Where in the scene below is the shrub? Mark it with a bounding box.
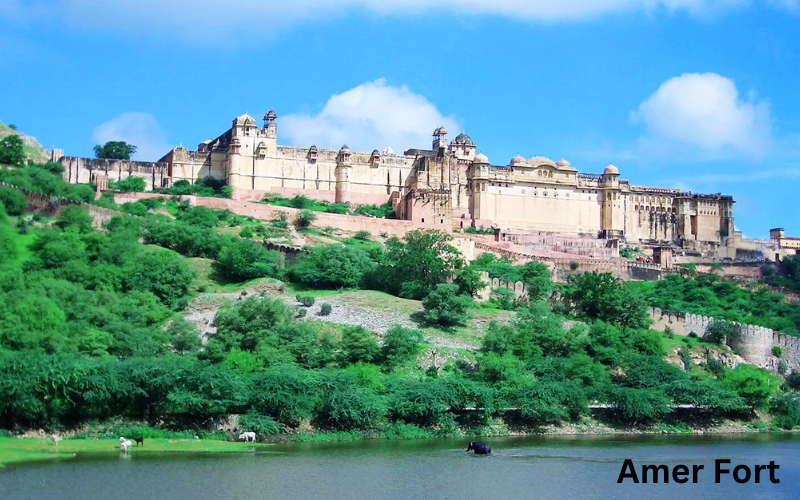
[296,210,316,229]
[237,411,283,436]
[354,230,370,241]
[56,205,94,233]
[296,294,316,307]
[422,284,473,327]
[0,186,27,215]
[296,308,307,318]
[570,262,580,271]
[216,239,281,281]
[773,346,783,358]
[705,320,735,344]
[339,326,380,365]
[770,392,800,429]
[239,226,254,238]
[319,303,333,316]
[380,326,424,370]
[109,176,146,193]
[288,245,375,289]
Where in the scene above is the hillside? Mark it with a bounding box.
[0,120,50,164]
[2,168,800,438]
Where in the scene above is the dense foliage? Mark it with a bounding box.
[630,273,800,335]
[93,141,137,160]
[0,175,796,436]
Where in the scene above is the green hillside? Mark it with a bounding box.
[0,120,50,164]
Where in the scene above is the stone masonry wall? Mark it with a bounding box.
[60,157,169,191]
[474,271,528,302]
[648,307,799,373]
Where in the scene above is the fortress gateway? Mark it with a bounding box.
[61,110,736,255]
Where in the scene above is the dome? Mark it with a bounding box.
[371,149,380,156]
[557,159,570,167]
[433,126,448,136]
[474,153,489,164]
[527,156,558,168]
[510,154,527,166]
[603,164,619,175]
[453,132,474,145]
[264,109,277,121]
[339,144,351,153]
[383,146,395,156]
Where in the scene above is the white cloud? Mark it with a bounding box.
[0,1,755,40]
[92,112,171,161]
[632,72,772,157]
[281,79,460,153]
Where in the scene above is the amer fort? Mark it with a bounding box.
[54,110,799,270]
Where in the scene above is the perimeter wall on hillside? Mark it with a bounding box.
[648,307,799,373]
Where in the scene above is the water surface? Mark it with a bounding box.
[1,433,798,499]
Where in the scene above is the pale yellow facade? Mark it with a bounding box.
[160,112,735,249]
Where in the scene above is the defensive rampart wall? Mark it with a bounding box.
[648,307,799,373]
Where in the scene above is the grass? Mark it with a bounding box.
[0,437,265,468]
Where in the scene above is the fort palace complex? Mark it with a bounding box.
[57,110,797,262]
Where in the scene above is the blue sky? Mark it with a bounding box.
[1,0,798,237]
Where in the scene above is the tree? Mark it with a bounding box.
[289,245,375,289]
[0,186,27,215]
[381,326,424,370]
[339,326,381,365]
[519,261,553,301]
[422,283,473,327]
[216,239,281,281]
[564,272,650,329]
[381,230,464,299]
[56,205,94,233]
[93,141,137,160]
[168,318,202,355]
[0,135,25,166]
[123,250,195,308]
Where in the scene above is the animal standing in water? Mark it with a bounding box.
[466,441,492,455]
[239,432,256,442]
[119,437,133,453]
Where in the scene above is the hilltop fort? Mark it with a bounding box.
[55,111,797,263]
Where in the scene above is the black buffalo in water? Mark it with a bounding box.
[466,441,492,455]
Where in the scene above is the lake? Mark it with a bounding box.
[2,433,799,499]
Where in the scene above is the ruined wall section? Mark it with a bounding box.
[474,271,528,302]
[60,157,169,191]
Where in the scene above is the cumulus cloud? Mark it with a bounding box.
[633,72,772,157]
[92,112,171,161]
[0,0,754,39]
[281,79,460,153]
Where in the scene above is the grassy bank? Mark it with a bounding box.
[0,437,264,468]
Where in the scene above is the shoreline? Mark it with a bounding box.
[2,421,796,468]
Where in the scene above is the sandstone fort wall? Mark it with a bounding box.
[648,307,799,373]
[59,157,169,191]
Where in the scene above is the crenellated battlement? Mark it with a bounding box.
[648,307,799,373]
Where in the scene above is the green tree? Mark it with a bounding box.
[380,230,464,299]
[381,325,424,370]
[0,135,25,166]
[0,186,27,215]
[519,261,553,301]
[422,283,473,327]
[93,141,137,160]
[564,272,650,329]
[168,318,202,355]
[56,205,94,233]
[289,245,375,289]
[123,250,195,308]
[339,326,381,365]
[722,364,780,409]
[216,239,281,281]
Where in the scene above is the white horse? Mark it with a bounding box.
[119,436,133,452]
[238,432,256,442]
